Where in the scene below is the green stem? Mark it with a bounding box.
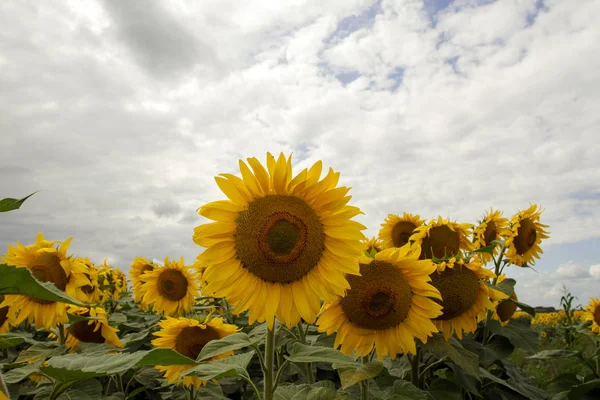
[221,298,234,324]
[419,356,448,381]
[359,379,369,400]
[296,322,315,384]
[273,359,290,392]
[241,375,261,400]
[58,323,66,346]
[410,347,421,389]
[264,324,275,400]
[251,344,267,376]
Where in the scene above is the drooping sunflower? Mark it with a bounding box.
[362,237,384,256]
[409,217,474,260]
[77,258,103,304]
[584,298,600,335]
[65,306,122,351]
[429,258,507,339]
[492,274,519,325]
[0,295,12,334]
[0,234,90,330]
[141,257,199,316]
[129,257,157,303]
[152,316,239,388]
[194,153,366,329]
[378,213,424,249]
[505,204,550,267]
[316,245,442,359]
[472,209,509,264]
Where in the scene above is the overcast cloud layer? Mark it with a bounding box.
[1,0,599,308]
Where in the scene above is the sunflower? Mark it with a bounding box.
[472,209,509,264]
[65,306,122,351]
[362,237,384,256]
[429,258,507,339]
[97,261,128,301]
[77,258,103,304]
[316,245,442,359]
[194,153,366,329]
[409,217,473,260]
[584,298,600,335]
[505,204,550,266]
[0,234,90,330]
[0,295,12,334]
[492,274,518,325]
[152,316,239,388]
[378,213,424,249]
[141,257,199,316]
[129,257,157,303]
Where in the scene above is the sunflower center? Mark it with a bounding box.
[420,225,460,260]
[392,222,417,248]
[0,295,8,328]
[157,269,189,301]
[340,261,412,330]
[496,292,518,322]
[431,266,479,320]
[141,264,154,277]
[175,326,221,360]
[594,306,600,326]
[366,246,381,255]
[69,319,105,344]
[514,218,537,255]
[483,221,497,246]
[236,195,325,283]
[27,252,68,305]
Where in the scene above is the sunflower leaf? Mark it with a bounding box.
[285,342,358,366]
[422,336,480,380]
[473,243,497,255]
[509,298,536,317]
[196,332,254,362]
[274,381,340,400]
[493,279,516,296]
[337,361,383,388]
[67,313,102,324]
[487,319,539,353]
[0,334,28,349]
[526,350,579,360]
[183,352,254,380]
[0,264,86,306]
[0,192,38,212]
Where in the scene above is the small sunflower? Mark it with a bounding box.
[129,257,157,303]
[505,204,550,266]
[141,257,199,316]
[77,258,103,304]
[0,295,12,334]
[0,234,90,330]
[316,245,442,359]
[362,237,384,256]
[152,316,239,388]
[65,306,122,351]
[409,217,473,260]
[194,153,366,329]
[492,274,518,325]
[584,298,600,335]
[378,213,424,249]
[472,209,509,264]
[429,258,507,339]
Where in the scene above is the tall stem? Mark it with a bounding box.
[359,356,369,400]
[297,322,314,384]
[410,346,421,388]
[58,323,66,346]
[264,324,275,400]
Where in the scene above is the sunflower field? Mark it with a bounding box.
[1,153,599,400]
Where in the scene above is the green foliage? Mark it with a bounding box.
[0,192,37,212]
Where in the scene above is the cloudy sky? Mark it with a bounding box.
[1,0,599,308]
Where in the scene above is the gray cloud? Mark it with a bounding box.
[152,199,182,218]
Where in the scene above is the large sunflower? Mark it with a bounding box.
[316,246,442,359]
[492,274,518,325]
[129,257,157,303]
[141,257,199,316]
[378,213,424,249]
[0,234,90,330]
[0,295,12,334]
[584,298,600,335]
[429,258,507,339]
[65,306,122,351]
[362,237,383,256]
[152,316,239,388]
[472,209,509,264]
[505,204,550,267]
[409,217,473,260]
[194,153,366,329]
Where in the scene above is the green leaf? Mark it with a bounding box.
[57,379,102,400]
[15,342,66,363]
[285,342,357,366]
[509,298,536,317]
[274,381,341,400]
[389,380,431,400]
[526,350,579,360]
[426,378,461,400]
[383,356,412,379]
[544,373,581,398]
[183,352,255,380]
[337,361,383,389]
[487,318,539,352]
[2,361,43,383]
[422,335,480,379]
[0,192,37,212]
[108,312,127,324]
[503,362,546,400]
[0,333,27,349]
[196,332,254,361]
[567,379,600,399]
[474,243,497,255]
[41,348,196,381]
[67,313,102,324]
[495,278,516,296]
[0,264,85,306]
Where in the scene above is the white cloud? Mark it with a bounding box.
[555,261,589,279]
[589,265,600,279]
